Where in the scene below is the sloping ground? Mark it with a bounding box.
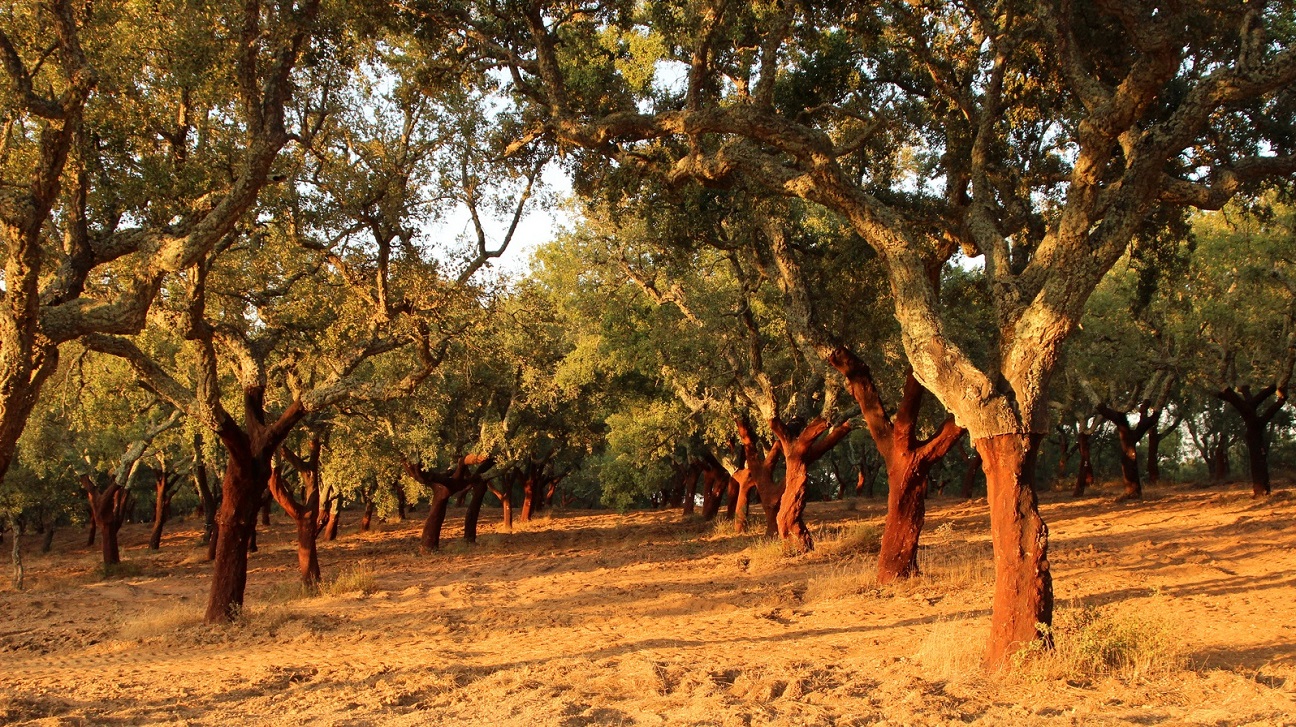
[1,481,1294,726]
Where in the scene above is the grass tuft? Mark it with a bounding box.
[321,561,377,597]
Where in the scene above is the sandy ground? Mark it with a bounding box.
[1,480,1294,726]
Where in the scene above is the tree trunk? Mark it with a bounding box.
[361,499,374,531]
[775,450,812,551]
[520,478,536,523]
[421,485,452,552]
[877,453,928,583]
[464,481,488,544]
[85,518,95,547]
[193,433,217,547]
[1114,425,1142,499]
[494,487,514,532]
[294,513,321,587]
[10,524,23,591]
[40,526,55,553]
[324,501,340,540]
[974,434,1052,667]
[1147,426,1163,486]
[1073,431,1094,497]
[205,448,263,623]
[682,465,698,516]
[260,499,271,526]
[393,478,408,520]
[1210,439,1230,482]
[1243,420,1271,497]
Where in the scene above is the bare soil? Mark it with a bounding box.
[2,480,1294,726]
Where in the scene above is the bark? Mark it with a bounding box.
[272,436,323,587]
[148,469,180,550]
[10,524,23,591]
[1218,385,1285,497]
[361,498,375,531]
[975,434,1052,667]
[1146,415,1181,486]
[323,497,340,540]
[464,481,488,543]
[770,415,852,551]
[827,350,963,581]
[192,433,217,548]
[393,478,408,520]
[85,518,95,547]
[698,453,731,522]
[731,419,783,535]
[40,526,55,553]
[406,454,494,551]
[491,483,514,532]
[1074,430,1095,497]
[682,464,699,515]
[83,475,129,566]
[1097,405,1160,500]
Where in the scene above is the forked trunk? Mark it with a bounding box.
[974,434,1052,667]
[464,481,488,544]
[295,515,321,586]
[732,476,755,533]
[725,477,739,520]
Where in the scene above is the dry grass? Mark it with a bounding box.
[320,560,377,597]
[116,603,205,642]
[1018,602,1188,683]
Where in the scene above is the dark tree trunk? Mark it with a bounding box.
[393,478,408,520]
[361,499,374,531]
[421,485,452,552]
[682,464,698,516]
[464,481,488,544]
[260,498,271,526]
[1147,427,1163,486]
[1074,430,1094,496]
[520,478,537,523]
[85,518,95,547]
[975,433,1052,668]
[148,471,179,551]
[84,476,130,566]
[1098,405,1160,500]
[41,527,55,553]
[1218,386,1284,497]
[271,439,324,588]
[193,433,217,548]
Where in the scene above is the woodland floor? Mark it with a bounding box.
[2,479,1295,726]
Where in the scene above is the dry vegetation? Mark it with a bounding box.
[2,480,1295,726]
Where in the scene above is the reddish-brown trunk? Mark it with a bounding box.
[771,416,853,552]
[205,452,261,622]
[260,499,271,526]
[464,481,487,544]
[421,485,452,551]
[85,519,95,547]
[84,476,129,566]
[876,453,928,583]
[827,351,963,577]
[361,499,374,531]
[492,486,514,532]
[148,471,178,551]
[974,434,1052,667]
[520,478,536,522]
[1073,431,1094,497]
[268,450,322,588]
[324,501,340,540]
[1098,405,1159,500]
